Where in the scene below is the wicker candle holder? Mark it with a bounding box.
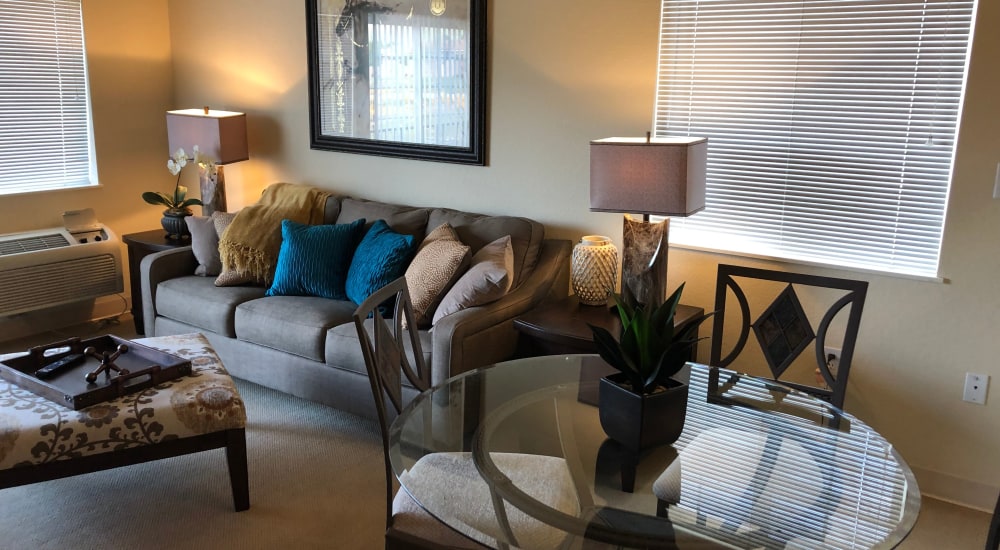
[571,235,619,306]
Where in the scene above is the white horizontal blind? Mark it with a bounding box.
[0,0,96,195]
[655,0,975,277]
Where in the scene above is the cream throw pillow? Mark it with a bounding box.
[432,235,514,325]
[404,223,471,327]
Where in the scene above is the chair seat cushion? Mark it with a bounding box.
[391,489,490,549]
[397,452,577,548]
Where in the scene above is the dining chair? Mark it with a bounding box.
[653,264,866,544]
[353,277,580,550]
[709,264,868,410]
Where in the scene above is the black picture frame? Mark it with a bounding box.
[306,0,487,165]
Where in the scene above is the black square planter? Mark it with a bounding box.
[598,373,688,453]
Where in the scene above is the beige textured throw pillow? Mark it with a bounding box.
[212,211,255,286]
[432,235,514,325]
[405,223,471,327]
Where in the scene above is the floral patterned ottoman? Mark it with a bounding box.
[0,333,249,511]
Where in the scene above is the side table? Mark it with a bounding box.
[514,295,706,358]
[122,229,190,335]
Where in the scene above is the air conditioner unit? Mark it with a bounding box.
[0,225,124,317]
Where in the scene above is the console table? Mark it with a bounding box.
[123,229,190,334]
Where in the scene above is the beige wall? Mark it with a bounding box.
[5,0,989,506]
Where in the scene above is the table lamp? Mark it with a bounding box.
[166,107,249,216]
[589,134,707,306]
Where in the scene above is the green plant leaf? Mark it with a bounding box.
[175,185,188,204]
[142,192,171,207]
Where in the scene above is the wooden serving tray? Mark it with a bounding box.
[0,335,191,410]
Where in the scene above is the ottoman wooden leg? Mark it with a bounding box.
[225,428,250,511]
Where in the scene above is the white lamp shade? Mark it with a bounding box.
[166,108,249,165]
[590,136,707,216]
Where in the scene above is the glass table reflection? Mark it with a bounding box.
[388,356,920,549]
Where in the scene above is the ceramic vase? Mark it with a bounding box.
[161,210,191,240]
[571,235,619,306]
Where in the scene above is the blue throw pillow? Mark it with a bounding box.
[346,219,417,305]
[266,218,366,299]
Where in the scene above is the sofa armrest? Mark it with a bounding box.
[140,246,198,335]
[430,238,570,384]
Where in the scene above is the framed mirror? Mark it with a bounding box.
[306,0,487,165]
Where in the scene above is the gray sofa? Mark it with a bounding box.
[140,192,571,420]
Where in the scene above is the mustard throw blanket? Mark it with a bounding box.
[217,183,330,286]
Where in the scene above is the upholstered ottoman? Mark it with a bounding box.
[0,333,249,511]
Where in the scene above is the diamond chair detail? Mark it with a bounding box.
[709,264,868,411]
[353,277,580,550]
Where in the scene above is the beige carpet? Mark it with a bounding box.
[0,379,386,549]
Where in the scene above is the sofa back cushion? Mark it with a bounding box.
[336,197,430,237]
[322,195,345,224]
[426,208,544,289]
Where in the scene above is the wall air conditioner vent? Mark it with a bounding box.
[0,233,72,256]
[0,226,124,317]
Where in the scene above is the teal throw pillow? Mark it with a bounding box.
[266,218,366,299]
[346,219,417,305]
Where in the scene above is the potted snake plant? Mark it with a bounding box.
[589,283,713,452]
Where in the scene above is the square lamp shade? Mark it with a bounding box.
[590,136,707,216]
[166,108,249,165]
[588,136,708,306]
[166,108,249,216]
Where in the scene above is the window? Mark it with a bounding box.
[0,0,96,196]
[655,0,975,278]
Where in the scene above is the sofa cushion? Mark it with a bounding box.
[322,195,344,224]
[235,296,357,361]
[325,319,432,386]
[432,235,514,325]
[156,276,266,337]
[186,215,222,276]
[336,197,430,237]
[346,220,417,305]
[404,223,471,327]
[266,218,366,299]
[426,208,543,289]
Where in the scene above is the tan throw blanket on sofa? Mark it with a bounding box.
[216,182,330,286]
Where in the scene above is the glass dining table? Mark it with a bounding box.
[388,355,920,549]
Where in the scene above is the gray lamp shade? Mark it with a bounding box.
[166,108,249,165]
[590,136,707,216]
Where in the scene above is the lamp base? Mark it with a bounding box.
[199,165,228,217]
[622,214,669,306]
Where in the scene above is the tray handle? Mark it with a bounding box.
[28,337,83,362]
[111,365,163,396]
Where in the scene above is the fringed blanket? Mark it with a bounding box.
[216,182,330,286]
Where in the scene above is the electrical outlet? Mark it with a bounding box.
[824,347,841,374]
[963,373,989,405]
[815,347,841,388]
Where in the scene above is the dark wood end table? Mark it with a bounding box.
[514,296,706,359]
[122,229,191,335]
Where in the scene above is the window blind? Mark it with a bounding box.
[655,0,975,278]
[0,0,96,195]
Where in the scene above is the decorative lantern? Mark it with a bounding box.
[571,235,619,306]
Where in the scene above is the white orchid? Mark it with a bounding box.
[144,146,203,213]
